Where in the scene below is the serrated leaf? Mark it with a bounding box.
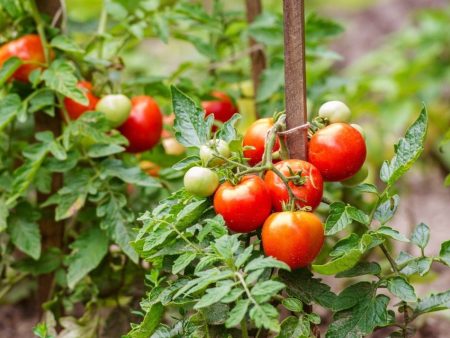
[439,240,450,266]
[333,282,375,312]
[66,226,108,289]
[326,203,369,235]
[400,257,432,276]
[172,155,200,171]
[29,89,55,114]
[282,298,303,313]
[216,113,241,142]
[221,288,244,304]
[0,56,22,86]
[249,303,280,332]
[87,144,125,158]
[194,283,233,309]
[251,280,285,302]
[387,277,417,302]
[172,251,197,274]
[0,94,21,132]
[235,245,254,269]
[100,159,160,187]
[42,59,88,105]
[411,222,430,250]
[225,299,250,328]
[172,86,211,147]
[376,226,410,242]
[14,247,62,276]
[380,107,428,186]
[353,183,379,194]
[414,291,450,315]
[336,262,381,278]
[50,35,84,53]
[374,195,400,224]
[8,217,41,259]
[245,256,290,272]
[277,316,309,338]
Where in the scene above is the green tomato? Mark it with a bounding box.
[350,123,366,139]
[318,100,351,123]
[184,166,219,197]
[341,165,369,187]
[199,139,231,167]
[95,94,132,128]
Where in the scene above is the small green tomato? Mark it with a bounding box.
[95,94,132,128]
[199,139,231,167]
[350,123,366,139]
[184,166,219,197]
[318,100,351,123]
[341,165,369,187]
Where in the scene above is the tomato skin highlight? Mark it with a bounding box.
[262,211,324,269]
[214,175,272,233]
[0,34,47,82]
[64,81,99,120]
[202,91,238,123]
[243,118,280,166]
[264,159,323,212]
[119,96,163,153]
[308,123,366,182]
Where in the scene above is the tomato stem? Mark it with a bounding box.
[28,0,50,64]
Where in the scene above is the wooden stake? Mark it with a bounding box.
[245,0,266,101]
[283,0,308,160]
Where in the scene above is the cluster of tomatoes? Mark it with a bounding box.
[184,100,367,269]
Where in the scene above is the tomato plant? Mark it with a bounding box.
[95,94,132,128]
[64,81,99,120]
[202,91,238,124]
[184,166,219,197]
[243,117,280,166]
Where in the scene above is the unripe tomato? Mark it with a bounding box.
[214,175,271,233]
[95,94,132,128]
[162,137,185,156]
[262,211,324,269]
[202,91,238,123]
[184,166,219,197]
[264,159,323,211]
[0,34,47,82]
[350,123,366,139]
[243,118,280,166]
[341,165,369,187]
[199,139,231,167]
[64,81,99,120]
[119,96,163,153]
[139,160,160,177]
[318,101,351,123]
[308,123,366,182]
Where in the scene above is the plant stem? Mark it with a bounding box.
[97,3,108,59]
[271,166,297,211]
[241,317,249,338]
[29,0,50,64]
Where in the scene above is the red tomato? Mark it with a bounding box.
[0,34,47,82]
[214,175,272,233]
[64,81,99,120]
[264,159,323,212]
[119,96,163,153]
[262,211,324,269]
[243,118,280,166]
[308,123,366,181]
[201,91,238,123]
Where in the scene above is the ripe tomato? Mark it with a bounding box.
[308,123,366,181]
[199,139,231,167]
[119,96,163,153]
[350,123,366,139]
[243,118,280,166]
[0,34,47,82]
[95,94,132,128]
[184,166,219,197]
[262,211,324,269]
[214,175,271,233]
[202,91,238,123]
[64,81,99,120]
[318,100,351,123]
[264,159,323,211]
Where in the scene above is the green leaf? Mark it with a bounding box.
[216,113,241,142]
[256,66,284,102]
[279,269,337,309]
[376,226,409,242]
[0,56,22,86]
[8,216,41,259]
[353,183,379,195]
[251,280,285,302]
[0,202,8,232]
[374,195,400,224]
[325,202,369,235]
[245,256,291,272]
[127,303,164,338]
[172,251,197,274]
[100,159,160,187]
[387,277,417,302]
[87,144,125,158]
[414,291,450,315]
[50,35,84,53]
[172,86,212,147]
[172,155,200,171]
[380,107,428,186]
[336,262,381,278]
[333,282,375,312]
[114,220,139,263]
[42,59,88,105]
[66,226,108,289]
[439,240,450,266]
[14,247,61,276]
[400,257,432,276]
[225,299,250,328]
[411,222,430,250]
[235,245,254,269]
[0,94,21,132]
[221,288,244,304]
[29,89,55,114]
[282,298,303,313]
[249,303,280,332]
[194,283,233,309]
[277,316,309,338]
[326,294,391,338]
